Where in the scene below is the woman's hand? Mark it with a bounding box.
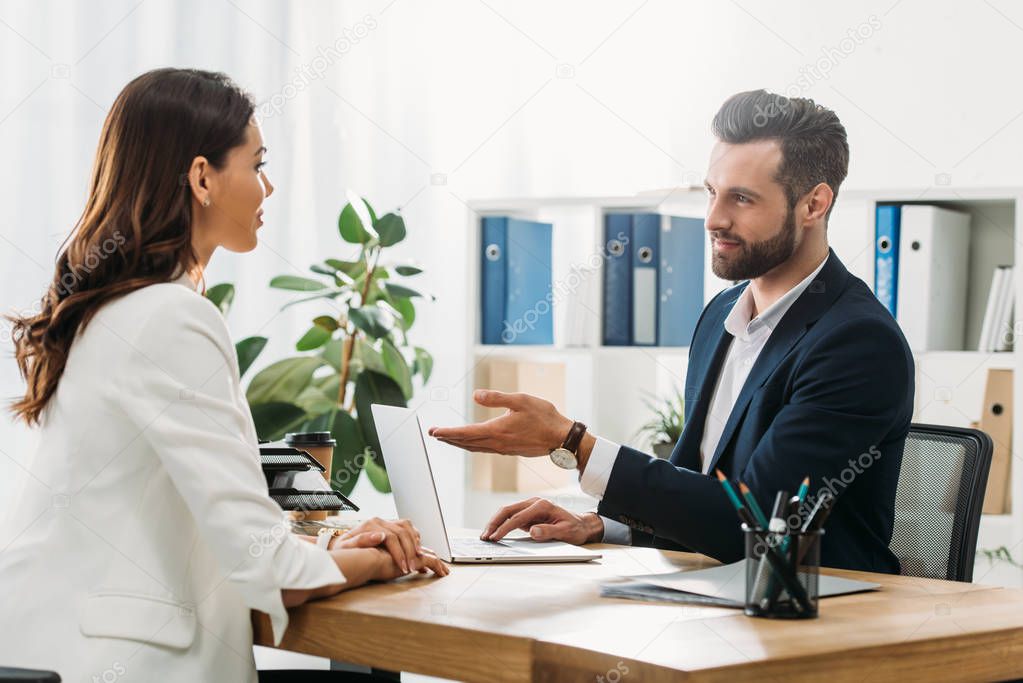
[282,533,449,608]
[332,517,425,574]
[332,543,449,588]
[365,545,450,582]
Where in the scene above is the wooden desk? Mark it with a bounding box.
[254,545,1023,682]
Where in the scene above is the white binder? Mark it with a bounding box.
[896,205,971,351]
[978,267,1005,352]
[994,266,1016,352]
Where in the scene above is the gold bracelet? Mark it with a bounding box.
[316,527,343,550]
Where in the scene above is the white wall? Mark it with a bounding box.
[2,0,1022,528]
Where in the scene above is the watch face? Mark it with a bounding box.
[550,447,578,470]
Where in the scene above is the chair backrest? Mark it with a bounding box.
[889,423,993,582]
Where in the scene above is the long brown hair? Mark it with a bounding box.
[8,68,254,425]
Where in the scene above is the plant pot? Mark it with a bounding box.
[652,441,675,459]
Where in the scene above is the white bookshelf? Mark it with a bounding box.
[463,187,1023,584]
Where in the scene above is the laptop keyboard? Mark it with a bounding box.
[451,538,529,557]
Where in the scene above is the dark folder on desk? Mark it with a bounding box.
[601,561,880,608]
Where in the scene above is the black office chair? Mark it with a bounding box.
[889,423,994,582]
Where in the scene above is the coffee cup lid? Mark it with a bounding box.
[284,431,337,446]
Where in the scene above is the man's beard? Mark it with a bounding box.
[710,207,797,281]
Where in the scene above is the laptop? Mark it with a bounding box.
[371,404,601,564]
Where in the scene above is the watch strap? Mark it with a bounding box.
[561,421,588,454]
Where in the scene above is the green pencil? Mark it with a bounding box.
[739,482,770,529]
[796,476,810,503]
[714,469,744,511]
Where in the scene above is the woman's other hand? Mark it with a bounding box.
[334,517,425,574]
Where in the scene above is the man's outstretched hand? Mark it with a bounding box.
[428,390,575,456]
[481,497,605,545]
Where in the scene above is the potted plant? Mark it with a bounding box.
[636,389,685,459]
[206,193,433,496]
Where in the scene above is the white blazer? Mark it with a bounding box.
[0,273,344,682]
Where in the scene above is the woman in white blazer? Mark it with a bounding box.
[0,68,447,682]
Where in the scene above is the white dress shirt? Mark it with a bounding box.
[0,272,345,681]
[583,256,828,544]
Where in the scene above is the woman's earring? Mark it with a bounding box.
[202,198,211,207]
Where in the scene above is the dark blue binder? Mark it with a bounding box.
[481,217,507,344]
[603,213,633,346]
[874,204,901,317]
[631,213,660,346]
[658,216,705,346]
[480,216,553,345]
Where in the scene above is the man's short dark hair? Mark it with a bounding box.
[712,89,849,220]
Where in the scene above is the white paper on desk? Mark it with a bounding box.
[626,561,881,603]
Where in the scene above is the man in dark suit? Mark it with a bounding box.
[430,90,914,574]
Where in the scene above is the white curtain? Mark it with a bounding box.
[4,0,1023,535]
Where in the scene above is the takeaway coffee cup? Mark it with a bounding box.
[284,431,337,522]
[284,431,336,478]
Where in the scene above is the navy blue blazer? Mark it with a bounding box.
[597,249,914,574]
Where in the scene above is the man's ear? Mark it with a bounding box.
[804,182,834,224]
[187,156,212,207]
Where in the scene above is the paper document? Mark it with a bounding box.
[602,561,880,607]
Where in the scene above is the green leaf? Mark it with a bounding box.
[413,346,434,384]
[383,282,423,299]
[339,202,373,244]
[391,297,416,331]
[374,213,407,247]
[363,453,391,493]
[325,259,366,279]
[354,370,406,467]
[246,357,325,405]
[321,337,345,371]
[354,338,387,375]
[312,316,339,332]
[205,283,235,315]
[300,411,334,432]
[235,336,267,378]
[333,272,356,287]
[248,401,307,441]
[362,198,379,225]
[329,411,366,497]
[381,339,413,400]
[279,288,346,310]
[394,265,423,276]
[296,325,332,351]
[349,307,393,338]
[294,385,335,416]
[314,372,341,399]
[348,192,378,239]
[362,279,387,306]
[270,275,328,292]
[311,265,355,286]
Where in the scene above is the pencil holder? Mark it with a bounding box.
[743,525,823,619]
